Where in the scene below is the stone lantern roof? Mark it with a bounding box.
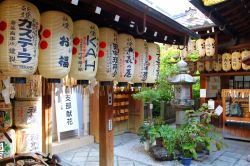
[167,59,196,85]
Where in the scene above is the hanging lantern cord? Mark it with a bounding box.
[136,6,148,35]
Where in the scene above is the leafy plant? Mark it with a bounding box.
[137,123,152,143]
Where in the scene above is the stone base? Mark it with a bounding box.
[51,135,94,154]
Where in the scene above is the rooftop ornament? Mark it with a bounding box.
[167,59,196,127]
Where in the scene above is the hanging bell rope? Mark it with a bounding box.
[136,6,148,35]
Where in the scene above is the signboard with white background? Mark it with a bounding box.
[55,86,79,142]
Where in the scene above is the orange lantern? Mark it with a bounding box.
[242,50,250,70]
[116,34,135,83]
[213,54,222,72]
[146,43,160,84]
[222,53,232,72]
[96,27,118,82]
[132,39,148,83]
[0,0,40,77]
[232,51,242,71]
[70,20,99,81]
[38,11,73,79]
[196,39,205,57]
[205,37,215,57]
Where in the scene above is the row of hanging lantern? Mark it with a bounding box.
[195,50,250,72]
[0,0,160,85]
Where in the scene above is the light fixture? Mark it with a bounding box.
[164,35,168,41]
[207,30,210,33]
[212,27,215,33]
[154,31,157,37]
[95,6,101,14]
[144,27,147,32]
[114,15,120,22]
[71,0,79,5]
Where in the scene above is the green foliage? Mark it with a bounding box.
[186,50,199,62]
[192,77,200,99]
[137,123,152,143]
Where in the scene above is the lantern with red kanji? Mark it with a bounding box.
[116,34,135,83]
[0,0,40,77]
[132,39,148,84]
[96,27,118,82]
[146,43,160,84]
[38,11,73,79]
[69,20,99,81]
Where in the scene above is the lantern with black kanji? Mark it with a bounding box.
[132,39,148,84]
[242,50,250,70]
[146,43,160,84]
[196,39,205,57]
[96,27,118,82]
[205,60,213,72]
[213,54,222,72]
[222,53,232,72]
[116,34,135,84]
[0,0,40,77]
[38,11,73,79]
[70,20,99,82]
[232,51,242,71]
[205,37,215,57]
[197,61,205,72]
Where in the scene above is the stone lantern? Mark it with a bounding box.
[167,59,196,126]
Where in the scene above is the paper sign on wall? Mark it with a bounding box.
[215,105,223,116]
[55,87,79,133]
[200,89,206,98]
[208,99,215,109]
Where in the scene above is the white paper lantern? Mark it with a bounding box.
[0,129,16,159]
[188,39,196,54]
[196,39,205,57]
[146,43,160,84]
[16,128,42,154]
[14,100,41,128]
[38,11,73,79]
[205,60,213,72]
[242,50,250,70]
[132,39,148,83]
[197,61,205,72]
[205,37,215,57]
[96,27,118,82]
[0,0,40,77]
[213,54,222,72]
[70,20,99,81]
[222,53,232,72]
[232,51,242,71]
[116,34,135,83]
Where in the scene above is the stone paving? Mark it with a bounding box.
[58,133,250,166]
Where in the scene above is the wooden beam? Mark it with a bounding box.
[99,85,114,166]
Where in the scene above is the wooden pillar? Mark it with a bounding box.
[99,85,114,166]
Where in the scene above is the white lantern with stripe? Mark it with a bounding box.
[116,34,135,83]
[38,11,73,79]
[70,20,99,81]
[132,39,148,83]
[0,0,40,77]
[96,27,118,82]
[222,53,232,72]
[205,37,215,57]
[242,50,250,70]
[232,51,242,71]
[146,43,160,84]
[196,39,205,57]
[213,54,222,72]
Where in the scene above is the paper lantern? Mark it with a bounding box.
[146,43,160,84]
[196,39,205,57]
[187,62,196,74]
[132,39,148,83]
[197,61,205,72]
[188,39,196,54]
[96,27,118,82]
[203,0,225,6]
[0,0,40,77]
[38,11,73,79]
[180,46,188,59]
[70,20,99,81]
[213,54,222,72]
[16,128,42,154]
[205,37,215,57]
[0,129,16,159]
[232,52,242,71]
[116,34,135,83]
[222,53,232,72]
[205,60,213,72]
[242,50,250,70]
[14,100,41,128]
[0,102,12,129]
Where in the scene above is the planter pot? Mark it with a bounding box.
[144,140,150,151]
[180,157,192,166]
